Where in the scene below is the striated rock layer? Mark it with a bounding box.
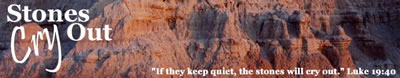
[0,0,400,78]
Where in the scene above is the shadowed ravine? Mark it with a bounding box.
[0,0,399,78]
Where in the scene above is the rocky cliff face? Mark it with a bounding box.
[0,0,400,78]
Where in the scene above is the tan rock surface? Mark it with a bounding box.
[0,0,400,78]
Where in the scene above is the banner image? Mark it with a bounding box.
[0,0,399,78]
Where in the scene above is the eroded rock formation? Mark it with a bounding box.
[0,0,400,78]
